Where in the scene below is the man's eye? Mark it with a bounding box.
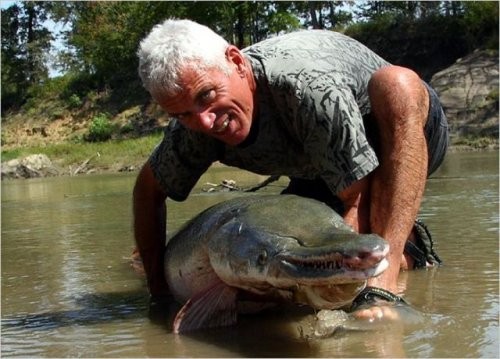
[200,89,216,102]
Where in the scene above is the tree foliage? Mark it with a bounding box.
[345,1,498,80]
[1,1,53,110]
[1,1,498,115]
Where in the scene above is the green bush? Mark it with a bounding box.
[68,94,83,109]
[85,113,114,142]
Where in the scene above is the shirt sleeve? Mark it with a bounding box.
[299,84,379,194]
[148,120,221,201]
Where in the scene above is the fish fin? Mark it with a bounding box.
[173,281,238,334]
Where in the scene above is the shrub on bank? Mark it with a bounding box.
[84,113,114,142]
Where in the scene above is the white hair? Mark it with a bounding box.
[137,19,231,99]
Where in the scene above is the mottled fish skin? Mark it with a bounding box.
[164,195,388,333]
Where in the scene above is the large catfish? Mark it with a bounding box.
[164,194,388,333]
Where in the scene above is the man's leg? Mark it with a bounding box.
[281,177,345,213]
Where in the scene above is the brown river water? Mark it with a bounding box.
[1,151,498,358]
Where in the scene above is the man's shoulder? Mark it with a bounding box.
[245,30,351,47]
[244,30,388,82]
[243,30,373,58]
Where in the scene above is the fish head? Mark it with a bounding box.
[207,217,284,291]
[207,216,389,309]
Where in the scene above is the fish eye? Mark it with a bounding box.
[257,250,268,265]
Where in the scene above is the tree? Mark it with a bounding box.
[2,4,25,111]
[60,0,304,88]
[1,2,53,112]
[184,2,300,48]
[462,1,499,50]
[294,1,353,30]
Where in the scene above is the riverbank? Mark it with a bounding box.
[1,133,497,180]
[1,133,163,179]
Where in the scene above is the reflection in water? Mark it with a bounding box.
[2,291,147,334]
[1,152,499,357]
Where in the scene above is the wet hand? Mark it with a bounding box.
[352,304,400,322]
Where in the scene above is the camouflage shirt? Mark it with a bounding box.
[149,30,390,201]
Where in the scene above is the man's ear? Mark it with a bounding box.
[225,45,246,75]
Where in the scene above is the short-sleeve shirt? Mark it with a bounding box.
[149,30,391,201]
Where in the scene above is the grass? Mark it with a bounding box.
[451,135,499,149]
[3,131,497,174]
[1,132,163,171]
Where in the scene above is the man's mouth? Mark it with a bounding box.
[213,115,231,133]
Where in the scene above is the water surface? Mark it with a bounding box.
[1,151,498,357]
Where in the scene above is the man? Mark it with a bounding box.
[134,19,448,320]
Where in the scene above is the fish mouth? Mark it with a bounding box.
[276,244,389,284]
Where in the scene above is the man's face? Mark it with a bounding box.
[157,58,255,147]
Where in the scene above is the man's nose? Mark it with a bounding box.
[195,110,216,131]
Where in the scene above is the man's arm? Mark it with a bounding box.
[365,66,429,291]
[133,162,169,297]
[339,65,429,294]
